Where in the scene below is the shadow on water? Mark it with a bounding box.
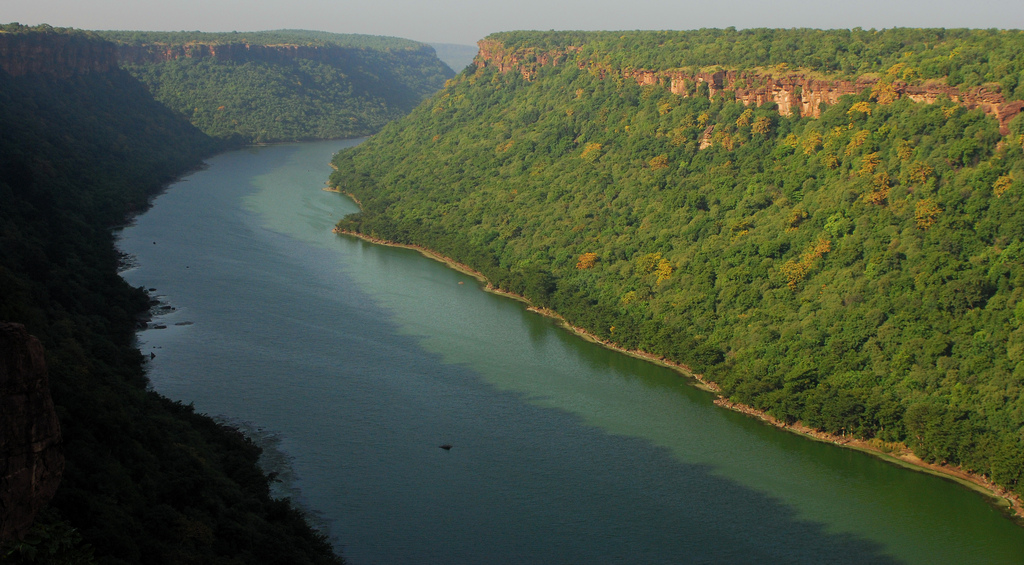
[215,416,333,535]
[307,300,903,565]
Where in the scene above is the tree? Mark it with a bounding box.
[576,252,599,269]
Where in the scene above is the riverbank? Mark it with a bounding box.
[331,224,1024,524]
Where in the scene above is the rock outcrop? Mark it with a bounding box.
[0,322,63,541]
[476,40,1024,135]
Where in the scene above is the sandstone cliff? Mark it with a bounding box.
[0,322,63,542]
[476,39,1024,135]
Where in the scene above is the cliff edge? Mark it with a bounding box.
[476,38,1024,134]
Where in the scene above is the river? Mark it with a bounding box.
[118,140,1024,564]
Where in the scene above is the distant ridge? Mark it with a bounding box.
[99,28,428,51]
[429,42,479,73]
[95,28,453,143]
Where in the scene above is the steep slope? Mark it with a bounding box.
[0,25,342,563]
[330,29,1024,510]
[99,29,453,142]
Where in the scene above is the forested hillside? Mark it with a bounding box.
[0,25,342,563]
[98,29,453,142]
[331,28,1024,506]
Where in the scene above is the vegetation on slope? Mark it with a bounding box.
[0,29,342,563]
[98,29,453,143]
[330,29,1024,502]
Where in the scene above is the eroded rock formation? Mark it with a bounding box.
[0,322,63,541]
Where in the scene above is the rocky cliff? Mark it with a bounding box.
[476,39,1024,135]
[0,323,63,542]
[0,31,116,77]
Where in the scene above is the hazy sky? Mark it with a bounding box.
[6,0,1024,46]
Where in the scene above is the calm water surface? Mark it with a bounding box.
[118,140,1024,564]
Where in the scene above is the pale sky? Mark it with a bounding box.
[6,0,1024,46]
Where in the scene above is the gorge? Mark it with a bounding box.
[5,23,1024,564]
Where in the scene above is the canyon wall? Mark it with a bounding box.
[476,40,1024,135]
[0,323,63,541]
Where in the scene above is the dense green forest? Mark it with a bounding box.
[97,29,453,142]
[331,29,1024,503]
[0,27,342,563]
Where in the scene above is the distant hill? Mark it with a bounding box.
[429,42,479,73]
[97,29,454,143]
[99,28,426,50]
[330,28,1024,508]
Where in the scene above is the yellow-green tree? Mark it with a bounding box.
[736,108,753,127]
[994,174,1014,198]
[751,116,771,135]
[576,252,599,269]
[655,259,674,284]
[915,199,942,229]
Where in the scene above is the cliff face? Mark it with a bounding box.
[0,323,63,541]
[476,40,1024,135]
[0,32,117,77]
